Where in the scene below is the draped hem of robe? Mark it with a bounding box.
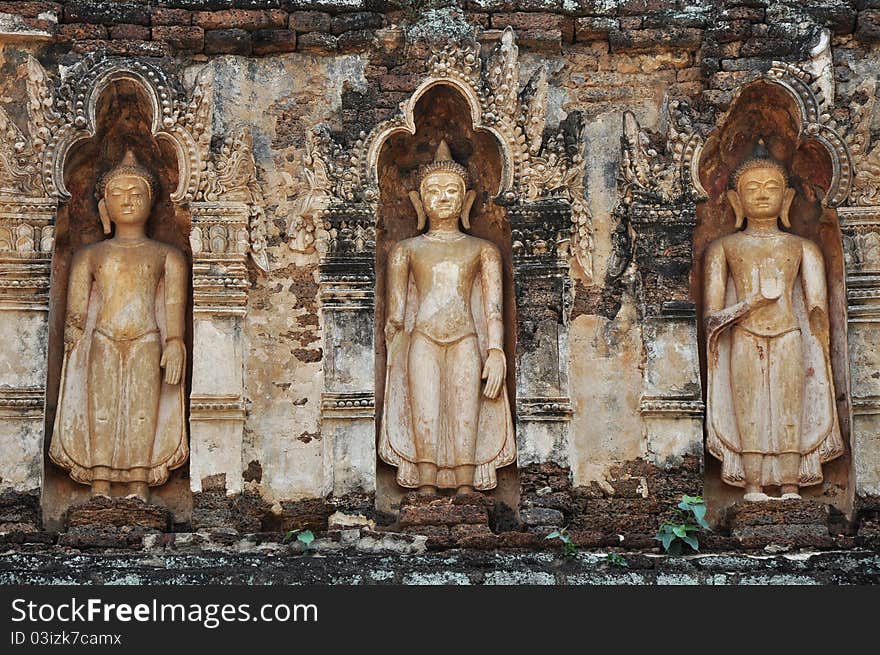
[378,275,516,491]
[705,276,844,488]
[48,279,189,488]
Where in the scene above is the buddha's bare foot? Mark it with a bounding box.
[455,485,474,496]
[743,491,771,502]
[417,485,438,496]
[780,485,800,500]
[126,482,149,502]
[91,481,111,498]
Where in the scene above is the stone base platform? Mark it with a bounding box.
[57,497,171,550]
[719,499,840,549]
[398,492,495,549]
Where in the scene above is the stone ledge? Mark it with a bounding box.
[0,550,877,585]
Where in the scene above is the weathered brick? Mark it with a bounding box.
[297,30,337,53]
[0,2,61,18]
[398,504,488,527]
[490,11,561,31]
[469,0,562,11]
[609,27,703,53]
[330,11,381,35]
[57,22,107,40]
[73,39,170,58]
[857,9,880,41]
[337,28,373,52]
[109,23,150,41]
[707,20,752,43]
[518,28,563,52]
[194,9,270,31]
[151,8,192,27]
[379,73,419,92]
[739,37,799,57]
[152,25,204,52]
[204,28,252,55]
[63,1,150,26]
[720,7,765,22]
[268,9,287,28]
[287,10,331,32]
[252,28,297,55]
[575,16,617,41]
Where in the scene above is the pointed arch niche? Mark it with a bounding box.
[372,82,519,513]
[42,70,193,529]
[693,69,854,518]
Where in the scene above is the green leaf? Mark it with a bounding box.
[681,534,700,551]
[282,529,298,544]
[297,529,315,546]
[681,494,704,505]
[672,524,688,538]
[544,531,561,540]
[655,530,676,551]
[690,504,710,529]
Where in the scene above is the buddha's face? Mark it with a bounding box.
[420,171,466,222]
[103,175,152,226]
[735,166,787,220]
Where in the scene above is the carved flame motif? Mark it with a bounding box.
[288,27,595,277]
[0,53,269,272]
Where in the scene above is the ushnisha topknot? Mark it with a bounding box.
[418,139,470,188]
[730,139,788,190]
[97,150,158,200]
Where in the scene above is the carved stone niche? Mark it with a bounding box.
[40,64,195,528]
[290,28,588,513]
[694,64,855,519]
[0,52,268,530]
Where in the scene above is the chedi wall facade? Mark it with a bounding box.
[1,0,879,553]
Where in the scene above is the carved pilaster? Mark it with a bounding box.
[839,207,880,497]
[319,205,376,496]
[0,196,55,492]
[639,303,705,468]
[188,201,249,495]
[510,199,572,467]
[616,104,706,470]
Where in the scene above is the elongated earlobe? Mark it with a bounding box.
[461,189,476,231]
[97,199,112,235]
[780,187,795,228]
[409,191,426,231]
[726,189,745,229]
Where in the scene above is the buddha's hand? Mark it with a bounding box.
[384,319,402,346]
[482,349,506,399]
[64,323,83,353]
[161,338,186,385]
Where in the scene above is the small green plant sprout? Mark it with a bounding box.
[604,552,628,568]
[282,528,316,549]
[655,494,710,556]
[544,527,578,556]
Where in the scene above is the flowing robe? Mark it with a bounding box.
[49,242,188,486]
[379,235,516,490]
[705,237,844,487]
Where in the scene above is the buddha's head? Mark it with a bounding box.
[96,150,157,235]
[411,140,476,230]
[727,144,794,229]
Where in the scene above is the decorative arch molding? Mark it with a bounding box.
[289,27,593,280]
[710,62,853,208]
[0,50,272,504]
[44,54,211,205]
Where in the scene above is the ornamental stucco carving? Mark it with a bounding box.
[288,27,593,279]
